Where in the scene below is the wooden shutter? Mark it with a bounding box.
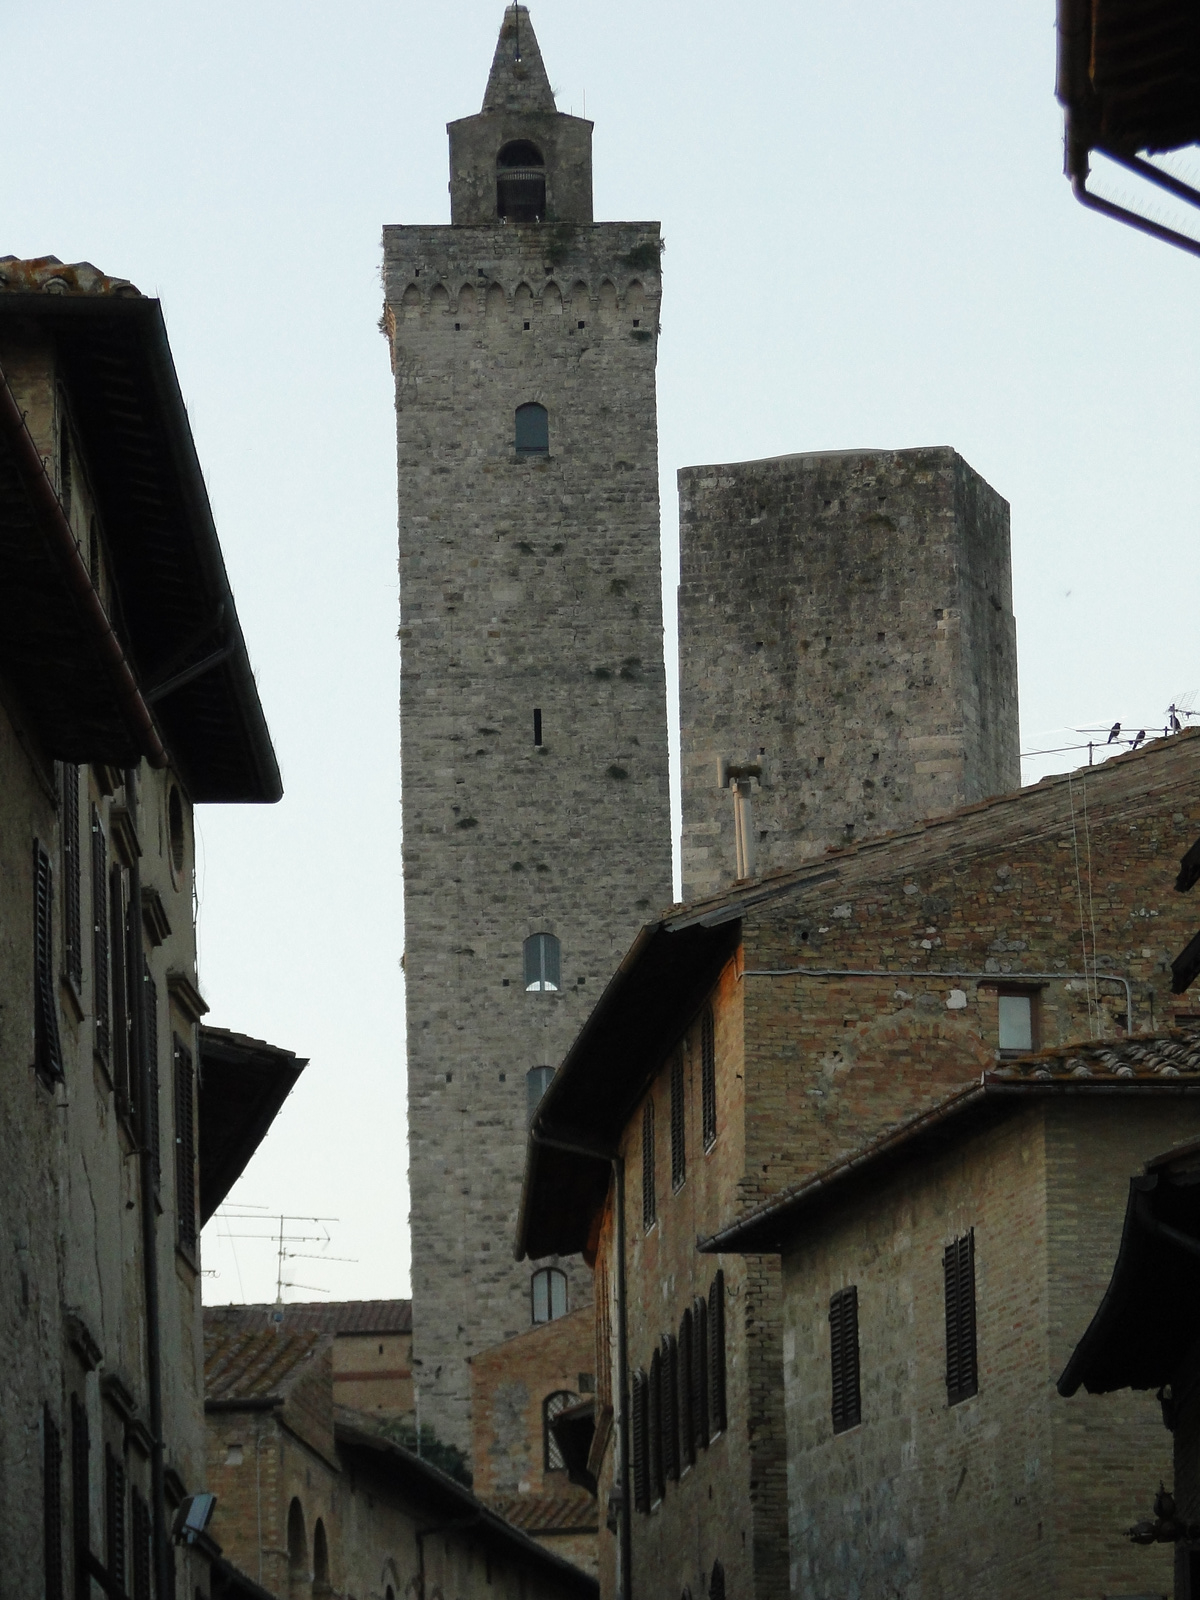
[648,1349,664,1503]
[34,842,64,1085]
[44,1407,64,1600]
[632,1370,649,1513]
[642,1100,656,1230]
[141,978,159,1187]
[70,1394,89,1592]
[678,1309,695,1469]
[693,1295,709,1451]
[701,1007,716,1149]
[944,1231,978,1404]
[661,1334,680,1481]
[109,865,131,1115]
[829,1286,861,1434]
[62,766,81,992]
[90,811,109,1065]
[708,1271,727,1436]
[670,1053,686,1191]
[174,1038,197,1252]
[105,1445,126,1591]
[131,1490,151,1600]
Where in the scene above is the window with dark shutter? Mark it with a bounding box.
[678,1309,695,1470]
[708,1270,727,1437]
[642,1100,656,1231]
[145,987,162,1188]
[693,1295,709,1452]
[105,1445,126,1591]
[648,1349,665,1504]
[44,1407,63,1600]
[174,1038,197,1253]
[131,1489,151,1600]
[34,842,64,1085]
[70,1394,89,1578]
[109,864,132,1117]
[829,1286,861,1434]
[632,1370,650,1514]
[944,1231,978,1405]
[91,811,109,1066]
[670,1053,686,1192]
[701,1007,716,1150]
[62,766,81,993]
[661,1334,680,1481]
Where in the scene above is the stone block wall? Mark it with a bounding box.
[678,447,1019,901]
[384,218,673,1452]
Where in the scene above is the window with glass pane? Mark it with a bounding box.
[524,932,561,991]
[515,402,549,455]
[998,993,1033,1053]
[532,1266,567,1324]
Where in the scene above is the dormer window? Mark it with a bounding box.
[497,141,545,224]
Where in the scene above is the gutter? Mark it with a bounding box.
[0,363,167,768]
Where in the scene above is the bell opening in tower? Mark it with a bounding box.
[496,140,546,223]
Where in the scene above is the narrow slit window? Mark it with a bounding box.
[531,1266,567,1324]
[515,402,549,456]
[523,932,560,992]
[944,1231,978,1404]
[670,1053,686,1191]
[829,1286,861,1434]
[642,1100,657,1230]
[701,1007,716,1150]
[533,708,543,746]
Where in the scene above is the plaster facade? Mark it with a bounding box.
[678,447,1019,901]
[383,6,672,1454]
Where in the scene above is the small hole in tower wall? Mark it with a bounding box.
[533,709,542,746]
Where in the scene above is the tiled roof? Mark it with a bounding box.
[204,1299,412,1336]
[204,1325,326,1403]
[487,1494,599,1534]
[0,255,140,297]
[990,1024,1200,1082]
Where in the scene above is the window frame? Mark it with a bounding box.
[531,1266,568,1325]
[174,1035,197,1256]
[34,840,65,1086]
[542,1389,578,1472]
[514,402,550,457]
[61,764,82,996]
[641,1100,657,1231]
[944,1230,978,1405]
[523,932,561,993]
[829,1285,861,1435]
[991,983,1042,1056]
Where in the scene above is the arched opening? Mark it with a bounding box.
[543,1389,579,1470]
[312,1518,330,1597]
[531,1266,567,1324]
[496,140,545,224]
[286,1498,307,1598]
[514,404,549,458]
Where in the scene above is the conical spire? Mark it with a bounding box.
[481,6,556,114]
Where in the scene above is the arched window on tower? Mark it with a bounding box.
[496,140,545,223]
[531,1267,567,1324]
[515,403,549,457]
[523,932,560,991]
[543,1389,578,1470]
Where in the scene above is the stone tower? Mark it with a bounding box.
[678,446,1019,902]
[383,6,672,1452]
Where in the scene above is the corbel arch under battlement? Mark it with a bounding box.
[542,280,563,314]
[400,282,421,321]
[454,283,477,318]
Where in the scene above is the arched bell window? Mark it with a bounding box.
[523,932,560,991]
[497,140,545,223]
[515,403,549,456]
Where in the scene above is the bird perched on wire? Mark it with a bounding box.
[1107,722,1121,744]
[1131,729,1146,751]
[1170,706,1183,733]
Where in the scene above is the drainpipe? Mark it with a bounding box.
[0,365,166,769]
[528,1127,632,1600]
[125,767,169,1600]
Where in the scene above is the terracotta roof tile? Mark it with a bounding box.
[486,1493,599,1534]
[204,1299,412,1336]
[204,1326,326,1403]
[990,1022,1200,1082]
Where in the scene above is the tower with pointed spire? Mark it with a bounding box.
[382,7,672,1454]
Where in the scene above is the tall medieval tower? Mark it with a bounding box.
[383,7,672,1451]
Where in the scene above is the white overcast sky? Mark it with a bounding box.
[5,1,1199,1304]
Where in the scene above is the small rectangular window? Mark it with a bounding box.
[174,1038,197,1253]
[944,1231,978,1404]
[670,1053,686,1191]
[533,708,542,746]
[998,992,1034,1053]
[701,1007,716,1150]
[642,1100,656,1231]
[829,1286,861,1434]
[34,842,64,1085]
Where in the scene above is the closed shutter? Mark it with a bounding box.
[34,843,64,1085]
[944,1231,978,1404]
[174,1038,197,1252]
[70,1394,89,1595]
[670,1053,686,1191]
[701,1007,716,1149]
[631,1370,649,1513]
[829,1286,861,1434]
[131,1490,152,1600]
[105,1445,126,1591]
[648,1349,664,1503]
[62,766,81,992]
[708,1271,727,1436]
[109,865,131,1116]
[44,1407,63,1600]
[641,1100,656,1230]
[693,1295,709,1452]
[662,1334,680,1481]
[678,1309,695,1469]
[90,812,109,1065]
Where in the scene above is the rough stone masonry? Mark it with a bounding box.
[382,6,672,1452]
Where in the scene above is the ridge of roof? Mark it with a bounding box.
[204,1299,413,1336]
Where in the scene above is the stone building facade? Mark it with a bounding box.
[0,256,286,1599]
[678,446,1019,901]
[382,6,672,1454]
[517,729,1200,1600]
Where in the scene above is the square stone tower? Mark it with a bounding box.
[678,447,1020,902]
[382,6,672,1453]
